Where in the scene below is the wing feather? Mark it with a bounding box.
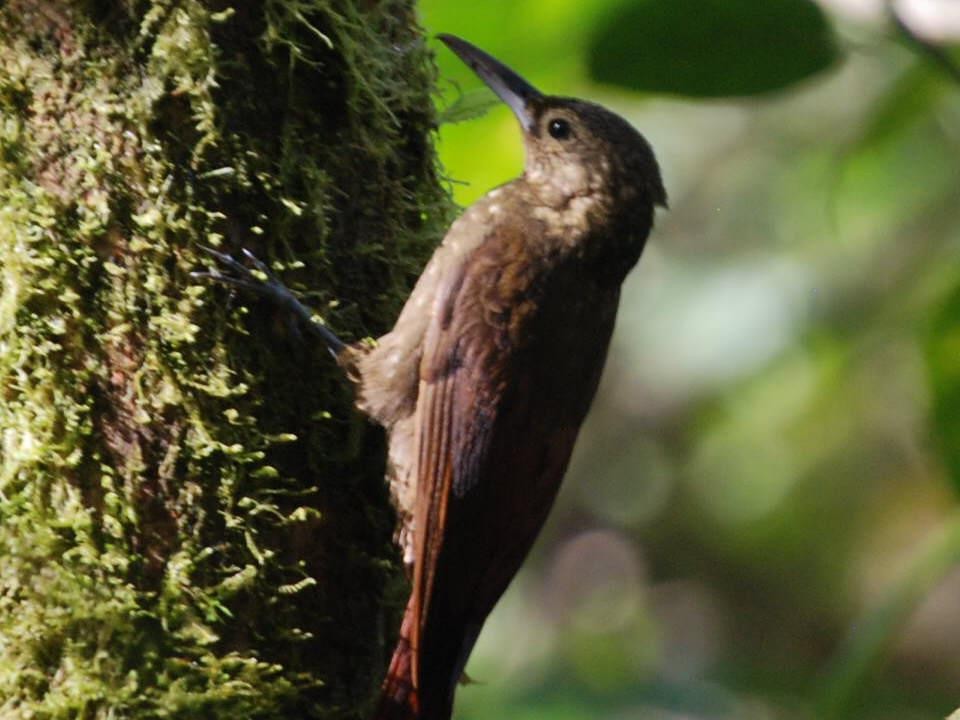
[407,248,506,690]
[405,223,620,708]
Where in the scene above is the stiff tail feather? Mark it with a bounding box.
[372,604,419,720]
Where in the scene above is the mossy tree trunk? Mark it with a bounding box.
[0,2,449,717]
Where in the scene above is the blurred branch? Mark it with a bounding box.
[817,510,960,720]
[887,2,960,87]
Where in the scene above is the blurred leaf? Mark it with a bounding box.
[437,87,499,125]
[889,7,960,88]
[835,107,958,250]
[817,511,960,719]
[587,0,839,97]
[860,63,947,148]
[927,285,960,494]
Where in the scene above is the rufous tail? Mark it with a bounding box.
[371,603,419,720]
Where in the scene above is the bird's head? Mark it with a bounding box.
[438,34,667,214]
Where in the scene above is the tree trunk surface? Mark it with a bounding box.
[0,2,448,717]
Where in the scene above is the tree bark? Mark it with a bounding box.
[0,2,448,717]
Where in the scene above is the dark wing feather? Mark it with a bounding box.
[408,257,497,686]
[407,225,621,715]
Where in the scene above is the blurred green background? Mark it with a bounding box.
[416,1,960,718]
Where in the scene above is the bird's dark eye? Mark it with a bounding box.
[547,118,572,140]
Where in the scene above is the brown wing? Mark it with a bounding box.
[406,226,621,716]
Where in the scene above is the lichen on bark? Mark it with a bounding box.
[0,1,450,717]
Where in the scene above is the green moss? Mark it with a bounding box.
[0,2,450,717]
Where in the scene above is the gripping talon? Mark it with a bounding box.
[193,245,347,358]
[195,246,272,293]
[241,247,272,275]
[198,245,246,271]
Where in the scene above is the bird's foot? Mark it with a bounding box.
[192,245,346,356]
[193,246,294,306]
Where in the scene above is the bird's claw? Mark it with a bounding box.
[192,245,283,299]
[192,244,348,356]
[241,247,271,274]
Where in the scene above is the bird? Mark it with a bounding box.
[196,33,665,720]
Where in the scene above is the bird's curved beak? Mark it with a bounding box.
[438,34,542,131]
